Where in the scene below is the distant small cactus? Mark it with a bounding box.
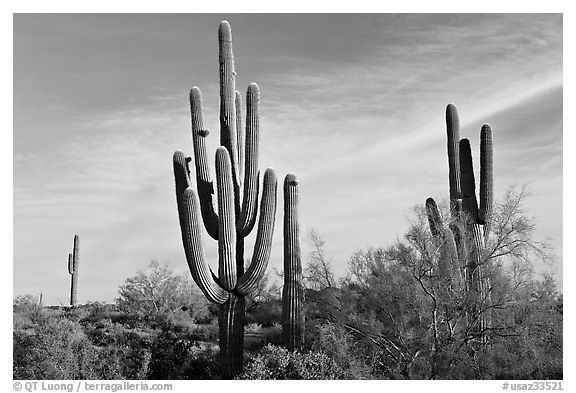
[68,235,80,306]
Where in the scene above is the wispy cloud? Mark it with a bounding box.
[13,14,563,303]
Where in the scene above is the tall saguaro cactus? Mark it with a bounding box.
[173,20,278,379]
[282,174,304,351]
[68,234,79,307]
[426,104,493,342]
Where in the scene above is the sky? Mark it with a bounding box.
[13,13,563,305]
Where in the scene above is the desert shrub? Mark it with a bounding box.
[13,316,114,379]
[245,300,282,327]
[107,311,144,328]
[245,323,263,334]
[79,302,123,324]
[13,305,151,380]
[308,320,376,379]
[13,295,41,314]
[237,344,346,380]
[116,261,211,322]
[266,323,283,346]
[182,347,219,379]
[13,295,52,330]
[147,327,219,379]
[189,324,219,342]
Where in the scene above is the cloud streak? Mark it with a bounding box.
[13,14,563,303]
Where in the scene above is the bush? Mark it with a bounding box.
[13,304,151,380]
[237,344,346,380]
[189,324,219,342]
[147,327,219,379]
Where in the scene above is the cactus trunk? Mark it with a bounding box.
[282,174,304,351]
[219,293,245,379]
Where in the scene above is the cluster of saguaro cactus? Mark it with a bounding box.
[67,234,80,307]
[173,20,279,379]
[425,104,493,342]
[282,174,305,352]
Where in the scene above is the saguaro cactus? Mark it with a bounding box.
[426,104,493,342]
[282,174,304,351]
[68,234,79,306]
[173,20,278,379]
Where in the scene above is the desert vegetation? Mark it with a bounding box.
[13,20,562,380]
[13,184,562,379]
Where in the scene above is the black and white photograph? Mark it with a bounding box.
[11,10,564,384]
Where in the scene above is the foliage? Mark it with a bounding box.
[237,344,346,380]
[13,187,560,380]
[304,187,562,380]
[304,229,336,290]
[115,260,210,321]
[147,326,219,379]
[13,305,151,380]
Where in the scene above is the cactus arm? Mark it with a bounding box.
[173,150,192,232]
[190,87,219,240]
[478,124,493,237]
[237,83,261,237]
[236,90,244,186]
[282,174,305,351]
[425,197,443,242]
[218,21,240,189]
[181,188,229,304]
[68,253,74,275]
[215,147,237,291]
[446,104,462,216]
[236,168,278,295]
[459,138,479,221]
[425,198,461,284]
[175,149,227,302]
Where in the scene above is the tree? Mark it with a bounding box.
[316,186,561,379]
[116,261,209,320]
[304,229,336,290]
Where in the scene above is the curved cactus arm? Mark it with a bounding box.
[237,83,261,237]
[425,197,443,243]
[181,187,229,305]
[478,124,493,237]
[459,138,479,222]
[219,20,240,188]
[236,90,244,186]
[173,150,192,230]
[426,198,460,283]
[215,147,237,291]
[236,168,278,295]
[190,87,219,240]
[68,253,74,275]
[446,104,462,216]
